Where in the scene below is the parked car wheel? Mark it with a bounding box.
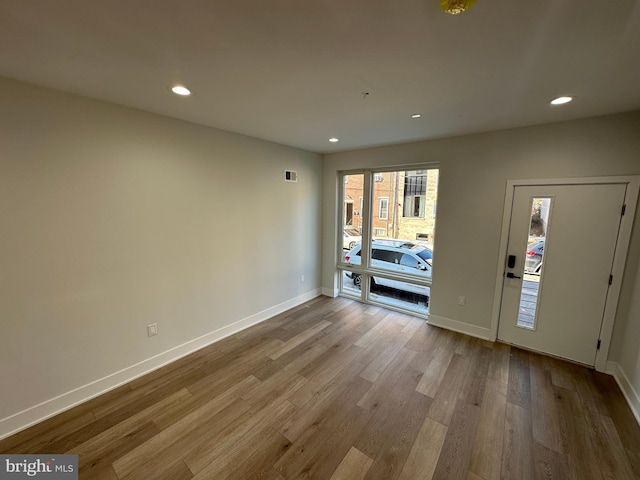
[351,274,376,291]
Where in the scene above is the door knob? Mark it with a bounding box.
[506,272,522,279]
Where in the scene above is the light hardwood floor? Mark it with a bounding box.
[1,296,639,479]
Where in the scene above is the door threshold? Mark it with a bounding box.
[496,339,594,369]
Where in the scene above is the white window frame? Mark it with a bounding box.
[378,197,389,220]
[337,166,439,317]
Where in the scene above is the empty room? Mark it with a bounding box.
[1,1,640,479]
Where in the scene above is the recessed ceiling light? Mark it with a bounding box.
[411,114,422,119]
[171,85,191,96]
[329,138,339,143]
[550,96,573,105]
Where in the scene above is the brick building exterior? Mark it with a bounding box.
[343,169,439,244]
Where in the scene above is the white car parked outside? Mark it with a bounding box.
[344,239,432,299]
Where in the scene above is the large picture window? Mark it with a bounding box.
[338,167,439,316]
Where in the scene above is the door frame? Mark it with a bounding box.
[490,176,640,371]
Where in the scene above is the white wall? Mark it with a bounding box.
[322,111,640,411]
[609,242,640,422]
[0,77,323,437]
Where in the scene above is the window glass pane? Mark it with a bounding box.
[369,275,429,315]
[400,254,419,268]
[416,249,433,261]
[341,173,364,261]
[372,248,401,263]
[370,169,438,276]
[340,268,362,297]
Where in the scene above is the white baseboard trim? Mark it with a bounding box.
[0,288,321,441]
[427,314,493,342]
[606,361,640,426]
[322,287,339,297]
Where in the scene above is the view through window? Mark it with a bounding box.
[339,168,439,315]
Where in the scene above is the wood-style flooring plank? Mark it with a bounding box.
[359,319,422,382]
[183,396,294,475]
[458,341,492,409]
[75,420,160,475]
[357,347,417,411]
[533,441,569,480]
[329,447,374,480]
[415,330,457,398]
[626,449,640,480]
[288,404,373,480]
[111,386,251,478]
[592,371,640,453]
[427,353,470,426]
[274,378,372,479]
[121,399,253,480]
[121,454,194,480]
[191,401,298,479]
[288,344,364,408]
[587,411,637,480]
[530,361,564,454]
[553,385,604,480]
[487,341,511,386]
[1,297,637,480]
[571,364,609,416]
[431,402,481,480]
[469,378,508,480]
[266,319,332,360]
[82,465,122,480]
[398,417,448,480]
[198,433,292,480]
[0,410,96,454]
[363,390,433,480]
[59,387,191,456]
[506,347,532,410]
[151,374,260,430]
[281,360,367,443]
[547,356,576,391]
[501,402,534,480]
[354,366,425,459]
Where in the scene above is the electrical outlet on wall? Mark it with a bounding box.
[457,296,466,306]
[300,274,305,283]
[148,323,158,337]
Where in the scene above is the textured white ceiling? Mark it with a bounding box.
[2,0,639,153]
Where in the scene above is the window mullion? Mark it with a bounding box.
[361,171,373,271]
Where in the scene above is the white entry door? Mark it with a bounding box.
[497,183,627,366]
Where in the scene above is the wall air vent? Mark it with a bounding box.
[284,170,298,183]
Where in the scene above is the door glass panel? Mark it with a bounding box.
[517,197,551,329]
[341,174,364,262]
